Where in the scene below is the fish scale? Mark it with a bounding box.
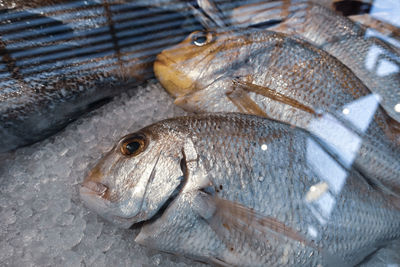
[80,113,400,266]
[266,2,400,123]
[175,115,399,265]
[154,27,400,196]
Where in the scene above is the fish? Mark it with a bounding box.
[0,1,201,153]
[153,27,400,196]
[228,0,400,123]
[80,113,400,266]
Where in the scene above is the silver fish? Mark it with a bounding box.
[0,1,201,152]
[80,113,400,266]
[230,0,400,123]
[154,28,400,196]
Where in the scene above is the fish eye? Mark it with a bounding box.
[191,31,213,47]
[120,134,147,157]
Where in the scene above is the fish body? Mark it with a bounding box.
[154,28,400,194]
[80,113,400,266]
[0,2,199,152]
[230,1,400,123]
[0,69,136,152]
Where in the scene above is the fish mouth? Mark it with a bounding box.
[79,184,112,214]
[80,184,138,229]
[80,180,108,197]
[80,169,186,230]
[154,52,176,66]
[154,53,195,98]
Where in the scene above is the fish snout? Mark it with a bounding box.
[154,52,173,66]
[79,180,140,229]
[80,180,108,197]
[154,53,195,98]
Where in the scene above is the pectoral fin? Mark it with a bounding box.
[194,191,313,249]
[193,192,350,266]
[226,87,269,118]
[233,79,317,116]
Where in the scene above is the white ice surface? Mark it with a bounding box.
[0,80,399,266]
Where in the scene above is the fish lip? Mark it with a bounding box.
[155,52,176,66]
[80,185,135,227]
[80,180,108,197]
[79,184,98,195]
[79,185,113,213]
[79,185,110,203]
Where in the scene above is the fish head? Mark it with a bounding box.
[80,122,186,228]
[154,29,249,100]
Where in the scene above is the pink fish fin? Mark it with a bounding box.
[194,192,351,266]
[258,1,311,33]
[196,0,227,27]
[230,0,306,30]
[188,0,227,28]
[194,191,315,250]
[225,87,270,118]
[233,78,317,116]
[232,1,287,25]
